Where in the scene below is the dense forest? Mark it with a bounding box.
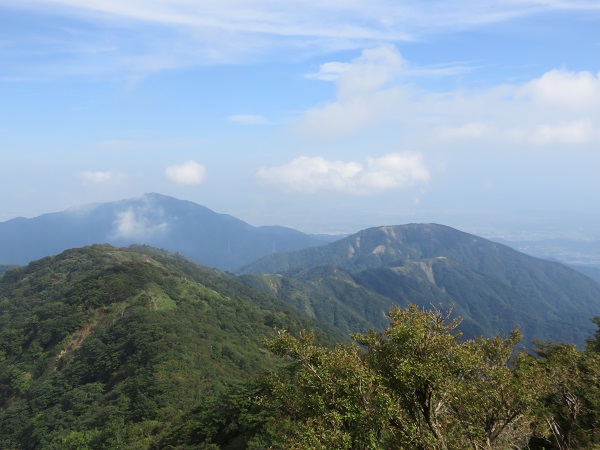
[1,245,599,449]
[240,224,600,348]
[258,306,600,449]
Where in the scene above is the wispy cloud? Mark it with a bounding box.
[95,138,205,151]
[509,120,596,145]
[437,123,495,141]
[4,1,600,80]
[15,1,600,36]
[112,206,168,239]
[79,170,125,184]
[257,153,430,194]
[229,114,270,125]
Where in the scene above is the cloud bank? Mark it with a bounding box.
[298,46,600,147]
[257,153,430,194]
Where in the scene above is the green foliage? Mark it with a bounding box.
[240,267,392,335]
[0,244,342,449]
[0,265,18,276]
[264,304,537,450]
[3,243,600,449]
[240,224,600,347]
[587,316,600,353]
[523,341,600,450]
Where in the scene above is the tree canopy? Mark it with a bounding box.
[262,306,600,450]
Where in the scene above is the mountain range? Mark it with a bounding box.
[239,224,600,346]
[0,193,328,271]
[2,195,600,347]
[3,199,600,447]
[1,243,600,448]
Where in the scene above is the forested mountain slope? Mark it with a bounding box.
[239,265,394,335]
[0,265,15,276]
[240,224,600,346]
[0,245,343,449]
[2,242,600,448]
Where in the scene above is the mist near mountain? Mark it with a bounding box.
[0,193,326,271]
[3,194,599,346]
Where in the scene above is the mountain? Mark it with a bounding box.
[0,244,344,449]
[239,224,600,346]
[0,265,15,276]
[0,193,326,271]
[239,265,394,335]
[569,264,600,285]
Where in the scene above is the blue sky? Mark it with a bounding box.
[1,1,600,236]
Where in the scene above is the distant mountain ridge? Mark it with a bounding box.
[3,196,600,345]
[0,193,326,271]
[239,224,600,346]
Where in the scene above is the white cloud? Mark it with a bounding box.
[229,114,270,125]
[297,45,406,137]
[361,153,430,190]
[337,45,404,95]
[509,120,595,145]
[305,62,352,81]
[437,123,494,141]
[257,152,429,194]
[112,206,168,239]
[429,69,600,146]
[80,170,125,184]
[6,1,600,80]
[299,49,600,146]
[165,160,206,185]
[520,69,600,111]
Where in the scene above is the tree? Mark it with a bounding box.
[265,329,389,449]
[586,316,600,353]
[449,332,534,449]
[265,304,534,450]
[524,341,600,450]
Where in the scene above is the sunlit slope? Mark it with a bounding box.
[0,244,342,449]
[240,223,600,345]
[240,264,394,335]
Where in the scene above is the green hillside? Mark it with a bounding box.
[2,243,600,449]
[0,245,343,449]
[0,265,16,276]
[240,265,393,335]
[352,257,596,343]
[239,224,600,346]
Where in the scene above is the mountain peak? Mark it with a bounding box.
[240,222,600,346]
[0,194,325,270]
